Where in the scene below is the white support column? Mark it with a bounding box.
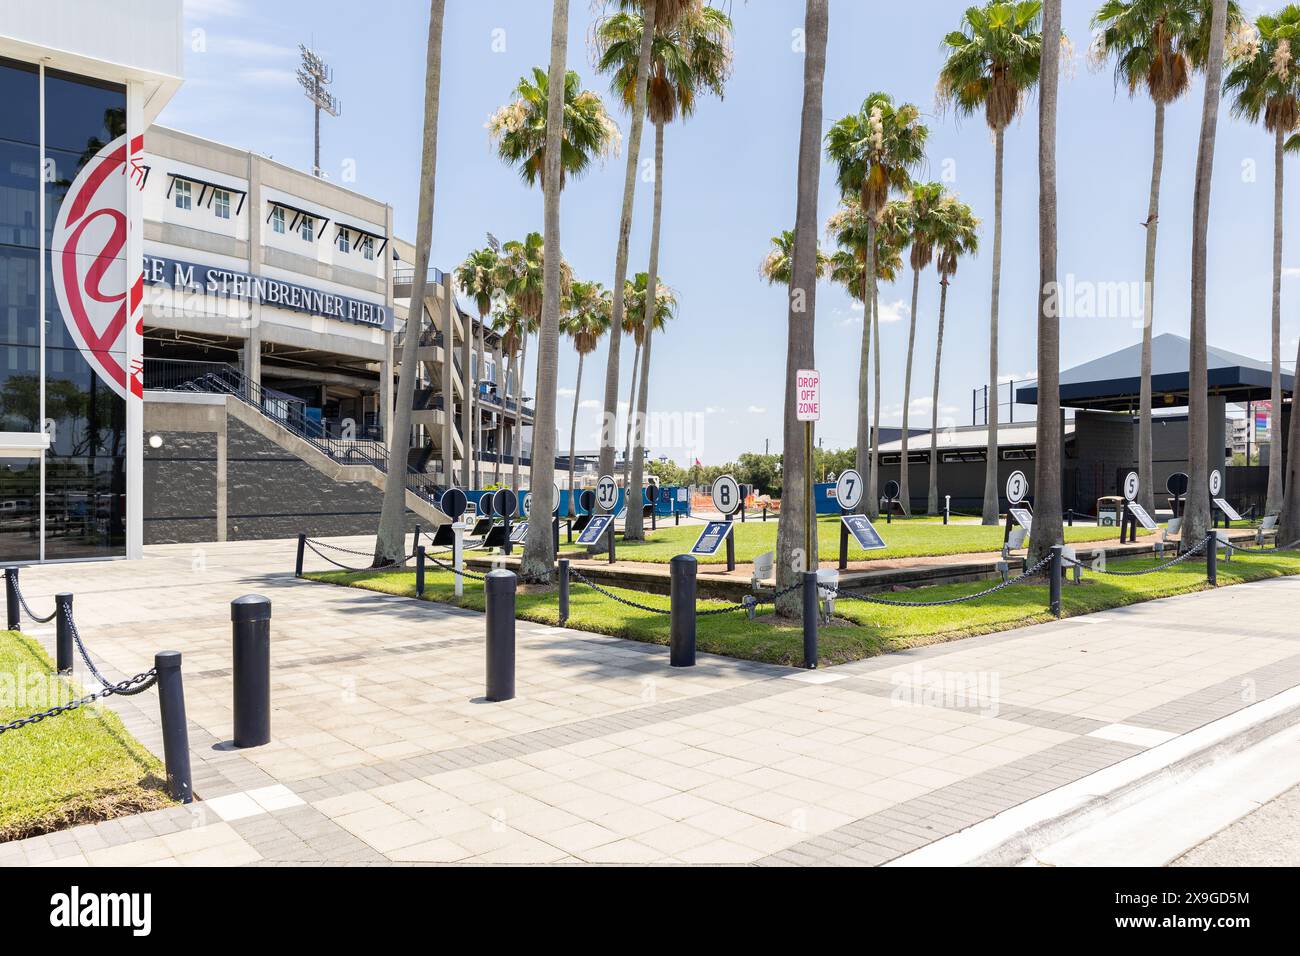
[125,81,145,560]
[243,154,262,385]
[441,274,454,487]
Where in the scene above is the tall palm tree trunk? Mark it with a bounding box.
[475,311,487,489]
[1137,102,1165,516]
[375,0,445,567]
[981,128,1005,525]
[898,265,921,515]
[869,284,883,520]
[521,0,569,580]
[1267,124,1285,514]
[597,0,657,504]
[857,222,877,515]
[622,340,641,488]
[928,277,949,514]
[567,352,585,517]
[512,332,529,497]
[627,121,666,541]
[775,0,828,619]
[494,351,506,485]
[1184,0,1229,548]
[1030,0,1062,565]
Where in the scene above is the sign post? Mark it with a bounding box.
[494,488,518,556]
[796,369,821,566]
[834,469,863,570]
[712,474,742,572]
[1003,470,1030,545]
[439,489,469,598]
[1120,471,1139,544]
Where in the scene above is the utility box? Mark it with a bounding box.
[1097,496,1123,527]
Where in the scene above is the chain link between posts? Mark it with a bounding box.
[11,577,57,624]
[1061,533,1211,576]
[826,553,1054,608]
[303,538,416,573]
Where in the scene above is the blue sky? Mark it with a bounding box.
[164,0,1288,464]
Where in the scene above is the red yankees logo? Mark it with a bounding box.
[50,133,146,402]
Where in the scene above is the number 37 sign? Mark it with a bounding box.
[796,369,821,422]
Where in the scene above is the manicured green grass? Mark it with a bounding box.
[308,547,1300,668]
[600,514,1145,564]
[0,631,171,842]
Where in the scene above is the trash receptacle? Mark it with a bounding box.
[816,568,839,617]
[1097,496,1123,527]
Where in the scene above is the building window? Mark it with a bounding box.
[213,188,230,220]
[270,206,285,234]
[174,179,191,210]
[360,235,374,261]
[300,216,314,242]
[336,228,350,254]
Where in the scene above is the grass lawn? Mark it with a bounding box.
[598,514,1146,564]
[0,631,171,842]
[307,547,1300,668]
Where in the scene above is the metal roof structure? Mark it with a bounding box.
[1015,333,1293,410]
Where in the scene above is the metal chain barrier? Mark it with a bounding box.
[568,567,673,615]
[0,669,157,736]
[12,578,57,624]
[830,553,1054,608]
[1061,533,1211,577]
[425,553,490,582]
[1220,537,1300,556]
[303,539,415,573]
[63,602,159,697]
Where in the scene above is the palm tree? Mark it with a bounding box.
[595,0,700,515]
[596,3,733,540]
[520,0,576,581]
[939,1,1044,525]
[890,182,946,515]
[775,0,828,619]
[619,273,678,487]
[375,0,445,568]
[829,195,906,516]
[491,300,531,496]
[1092,0,1244,515]
[561,281,612,514]
[825,93,927,517]
[761,229,827,285]
[455,244,500,489]
[493,233,572,500]
[927,197,980,515]
[1032,0,1064,565]
[1185,0,1231,548]
[1225,6,1297,516]
[487,66,619,190]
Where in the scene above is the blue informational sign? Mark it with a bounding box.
[576,514,614,546]
[509,521,529,544]
[691,520,734,556]
[841,515,886,551]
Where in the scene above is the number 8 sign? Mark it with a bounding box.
[712,474,741,516]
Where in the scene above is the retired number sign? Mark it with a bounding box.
[1005,470,1028,505]
[1123,471,1139,502]
[596,475,619,512]
[835,469,863,512]
[712,474,741,516]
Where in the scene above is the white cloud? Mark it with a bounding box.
[578,399,601,410]
[219,36,295,60]
[185,0,246,21]
[877,299,908,324]
[998,371,1034,384]
[557,387,575,398]
[1284,266,1300,279]
[746,405,766,414]
[237,67,296,88]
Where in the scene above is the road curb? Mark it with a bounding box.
[886,683,1300,867]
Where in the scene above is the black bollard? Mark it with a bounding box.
[943,500,950,526]
[155,650,193,804]
[295,533,306,577]
[5,568,19,631]
[552,516,560,556]
[416,546,427,596]
[1066,508,1074,527]
[558,559,570,626]
[1207,533,1218,586]
[802,571,819,670]
[54,593,74,673]
[231,595,271,748]
[412,525,421,553]
[485,570,516,702]
[503,513,513,556]
[675,510,680,526]
[670,554,698,667]
[1049,545,1063,618]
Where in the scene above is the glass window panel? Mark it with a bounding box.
[0,456,40,564]
[0,345,41,432]
[0,245,38,347]
[271,206,285,233]
[43,455,124,560]
[213,188,229,219]
[42,69,125,156]
[0,58,39,146]
[44,346,126,459]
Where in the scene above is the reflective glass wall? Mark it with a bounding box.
[0,57,127,562]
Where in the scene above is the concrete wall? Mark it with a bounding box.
[143,405,419,545]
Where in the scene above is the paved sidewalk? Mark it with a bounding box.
[3,535,1299,866]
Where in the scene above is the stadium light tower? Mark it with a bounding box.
[296,44,341,178]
